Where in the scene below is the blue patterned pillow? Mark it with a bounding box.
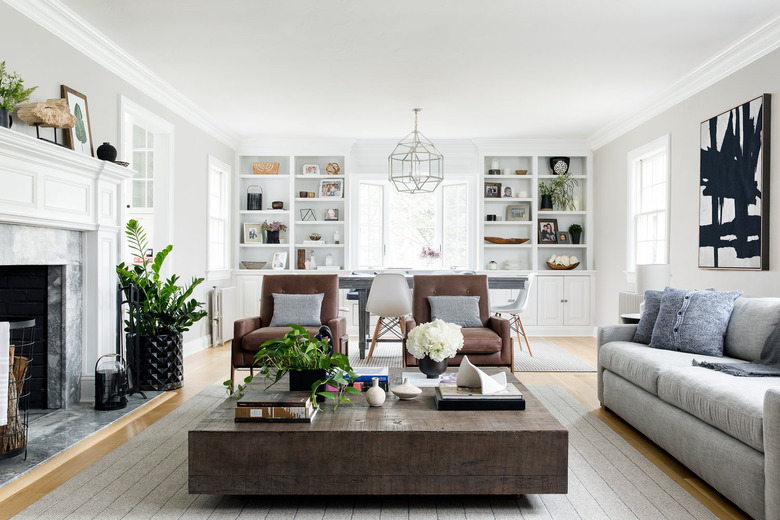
[632,290,663,344]
[649,288,742,356]
[269,293,324,327]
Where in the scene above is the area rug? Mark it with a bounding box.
[349,341,595,373]
[14,385,717,520]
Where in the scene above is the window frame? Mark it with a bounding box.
[626,134,671,282]
[207,155,232,280]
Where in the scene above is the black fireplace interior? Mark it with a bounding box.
[0,266,49,409]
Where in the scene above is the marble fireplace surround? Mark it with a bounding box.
[0,128,132,406]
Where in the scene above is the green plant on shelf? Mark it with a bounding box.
[569,224,583,234]
[539,172,579,210]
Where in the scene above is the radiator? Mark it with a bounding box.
[618,291,642,316]
[211,286,236,347]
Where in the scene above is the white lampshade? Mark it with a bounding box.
[636,264,670,298]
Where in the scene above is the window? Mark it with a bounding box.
[131,124,154,209]
[627,135,670,276]
[207,156,231,278]
[356,178,471,269]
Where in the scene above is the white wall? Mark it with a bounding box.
[593,48,780,327]
[0,4,236,351]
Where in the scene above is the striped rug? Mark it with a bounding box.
[14,385,717,519]
[348,341,595,373]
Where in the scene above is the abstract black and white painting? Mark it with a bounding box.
[699,94,771,270]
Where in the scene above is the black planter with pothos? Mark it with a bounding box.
[137,334,184,390]
[289,369,327,402]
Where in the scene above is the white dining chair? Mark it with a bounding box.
[365,272,413,363]
[489,273,536,357]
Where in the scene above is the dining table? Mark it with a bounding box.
[338,273,530,359]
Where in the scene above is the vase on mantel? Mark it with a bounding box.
[0,108,12,129]
[418,355,448,379]
[266,230,280,243]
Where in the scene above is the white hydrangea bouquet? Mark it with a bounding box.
[406,319,464,362]
[547,254,580,270]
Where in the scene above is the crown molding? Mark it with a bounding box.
[4,0,240,150]
[588,15,780,150]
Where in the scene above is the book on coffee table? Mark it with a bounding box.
[235,405,317,422]
[236,391,311,407]
[437,383,524,399]
[434,387,525,411]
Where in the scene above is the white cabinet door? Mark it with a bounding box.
[536,276,564,326]
[237,275,262,318]
[563,276,590,326]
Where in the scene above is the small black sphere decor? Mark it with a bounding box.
[96,142,118,162]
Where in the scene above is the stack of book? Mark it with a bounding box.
[235,390,317,423]
[434,383,526,411]
[351,367,389,391]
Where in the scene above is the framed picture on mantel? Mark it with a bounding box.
[61,85,94,157]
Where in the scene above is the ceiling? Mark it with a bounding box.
[61,0,780,142]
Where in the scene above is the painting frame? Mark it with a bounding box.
[538,218,558,244]
[319,179,343,198]
[243,223,263,243]
[61,85,94,157]
[324,208,339,221]
[558,231,570,244]
[506,203,530,222]
[699,93,771,270]
[272,251,288,270]
[484,182,501,198]
[302,164,320,175]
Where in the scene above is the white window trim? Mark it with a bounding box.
[626,134,671,283]
[207,155,232,281]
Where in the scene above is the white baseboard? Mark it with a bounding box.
[80,375,95,402]
[184,334,211,357]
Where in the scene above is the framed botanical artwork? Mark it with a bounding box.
[61,85,93,157]
[243,223,263,243]
[272,251,288,270]
[324,208,339,221]
[302,164,320,175]
[699,93,771,270]
[558,231,570,244]
[538,218,558,243]
[506,203,530,222]
[484,182,501,198]
[320,179,343,198]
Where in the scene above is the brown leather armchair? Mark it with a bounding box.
[231,274,348,390]
[403,275,512,368]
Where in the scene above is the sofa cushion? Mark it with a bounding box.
[632,290,663,344]
[427,295,483,328]
[458,327,502,354]
[658,366,780,452]
[600,341,744,396]
[241,326,322,353]
[724,297,780,361]
[650,288,742,356]
[269,293,324,327]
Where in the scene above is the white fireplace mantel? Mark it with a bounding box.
[0,126,133,403]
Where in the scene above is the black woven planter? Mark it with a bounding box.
[138,334,184,391]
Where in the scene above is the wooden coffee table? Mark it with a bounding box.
[188,368,568,495]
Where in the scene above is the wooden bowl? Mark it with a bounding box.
[546,262,580,270]
[515,170,528,175]
[241,261,267,270]
[484,236,530,244]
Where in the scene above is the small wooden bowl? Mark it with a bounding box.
[546,262,580,270]
[241,261,267,270]
[515,170,528,175]
[484,236,529,244]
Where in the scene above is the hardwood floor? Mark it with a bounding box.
[0,338,750,519]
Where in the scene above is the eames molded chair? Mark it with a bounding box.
[490,273,536,358]
[365,272,413,363]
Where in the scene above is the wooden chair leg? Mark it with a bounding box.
[366,317,383,363]
[512,315,523,353]
[517,316,532,356]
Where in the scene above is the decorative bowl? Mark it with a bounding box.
[484,236,529,244]
[308,233,322,241]
[390,378,422,400]
[515,169,528,175]
[241,261,267,270]
[546,261,580,270]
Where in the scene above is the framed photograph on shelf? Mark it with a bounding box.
[324,208,339,221]
[506,203,530,222]
[61,85,94,157]
[272,251,288,270]
[302,164,320,175]
[484,182,501,198]
[243,223,263,243]
[538,218,558,243]
[558,231,570,244]
[502,186,513,197]
[320,179,343,198]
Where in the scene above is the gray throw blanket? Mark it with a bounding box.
[693,322,780,376]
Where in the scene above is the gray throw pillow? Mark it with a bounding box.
[649,287,742,356]
[269,293,324,327]
[427,295,483,328]
[632,290,663,344]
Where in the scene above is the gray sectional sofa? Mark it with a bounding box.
[598,297,780,520]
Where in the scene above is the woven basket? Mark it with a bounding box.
[546,261,580,270]
[241,261,267,270]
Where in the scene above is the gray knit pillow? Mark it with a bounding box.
[269,293,324,327]
[428,296,483,328]
[650,288,742,356]
[633,290,663,344]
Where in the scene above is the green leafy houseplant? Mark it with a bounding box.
[116,219,207,336]
[0,61,37,111]
[539,172,579,210]
[224,324,361,410]
[568,224,583,234]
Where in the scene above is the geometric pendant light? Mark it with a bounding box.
[388,108,444,194]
